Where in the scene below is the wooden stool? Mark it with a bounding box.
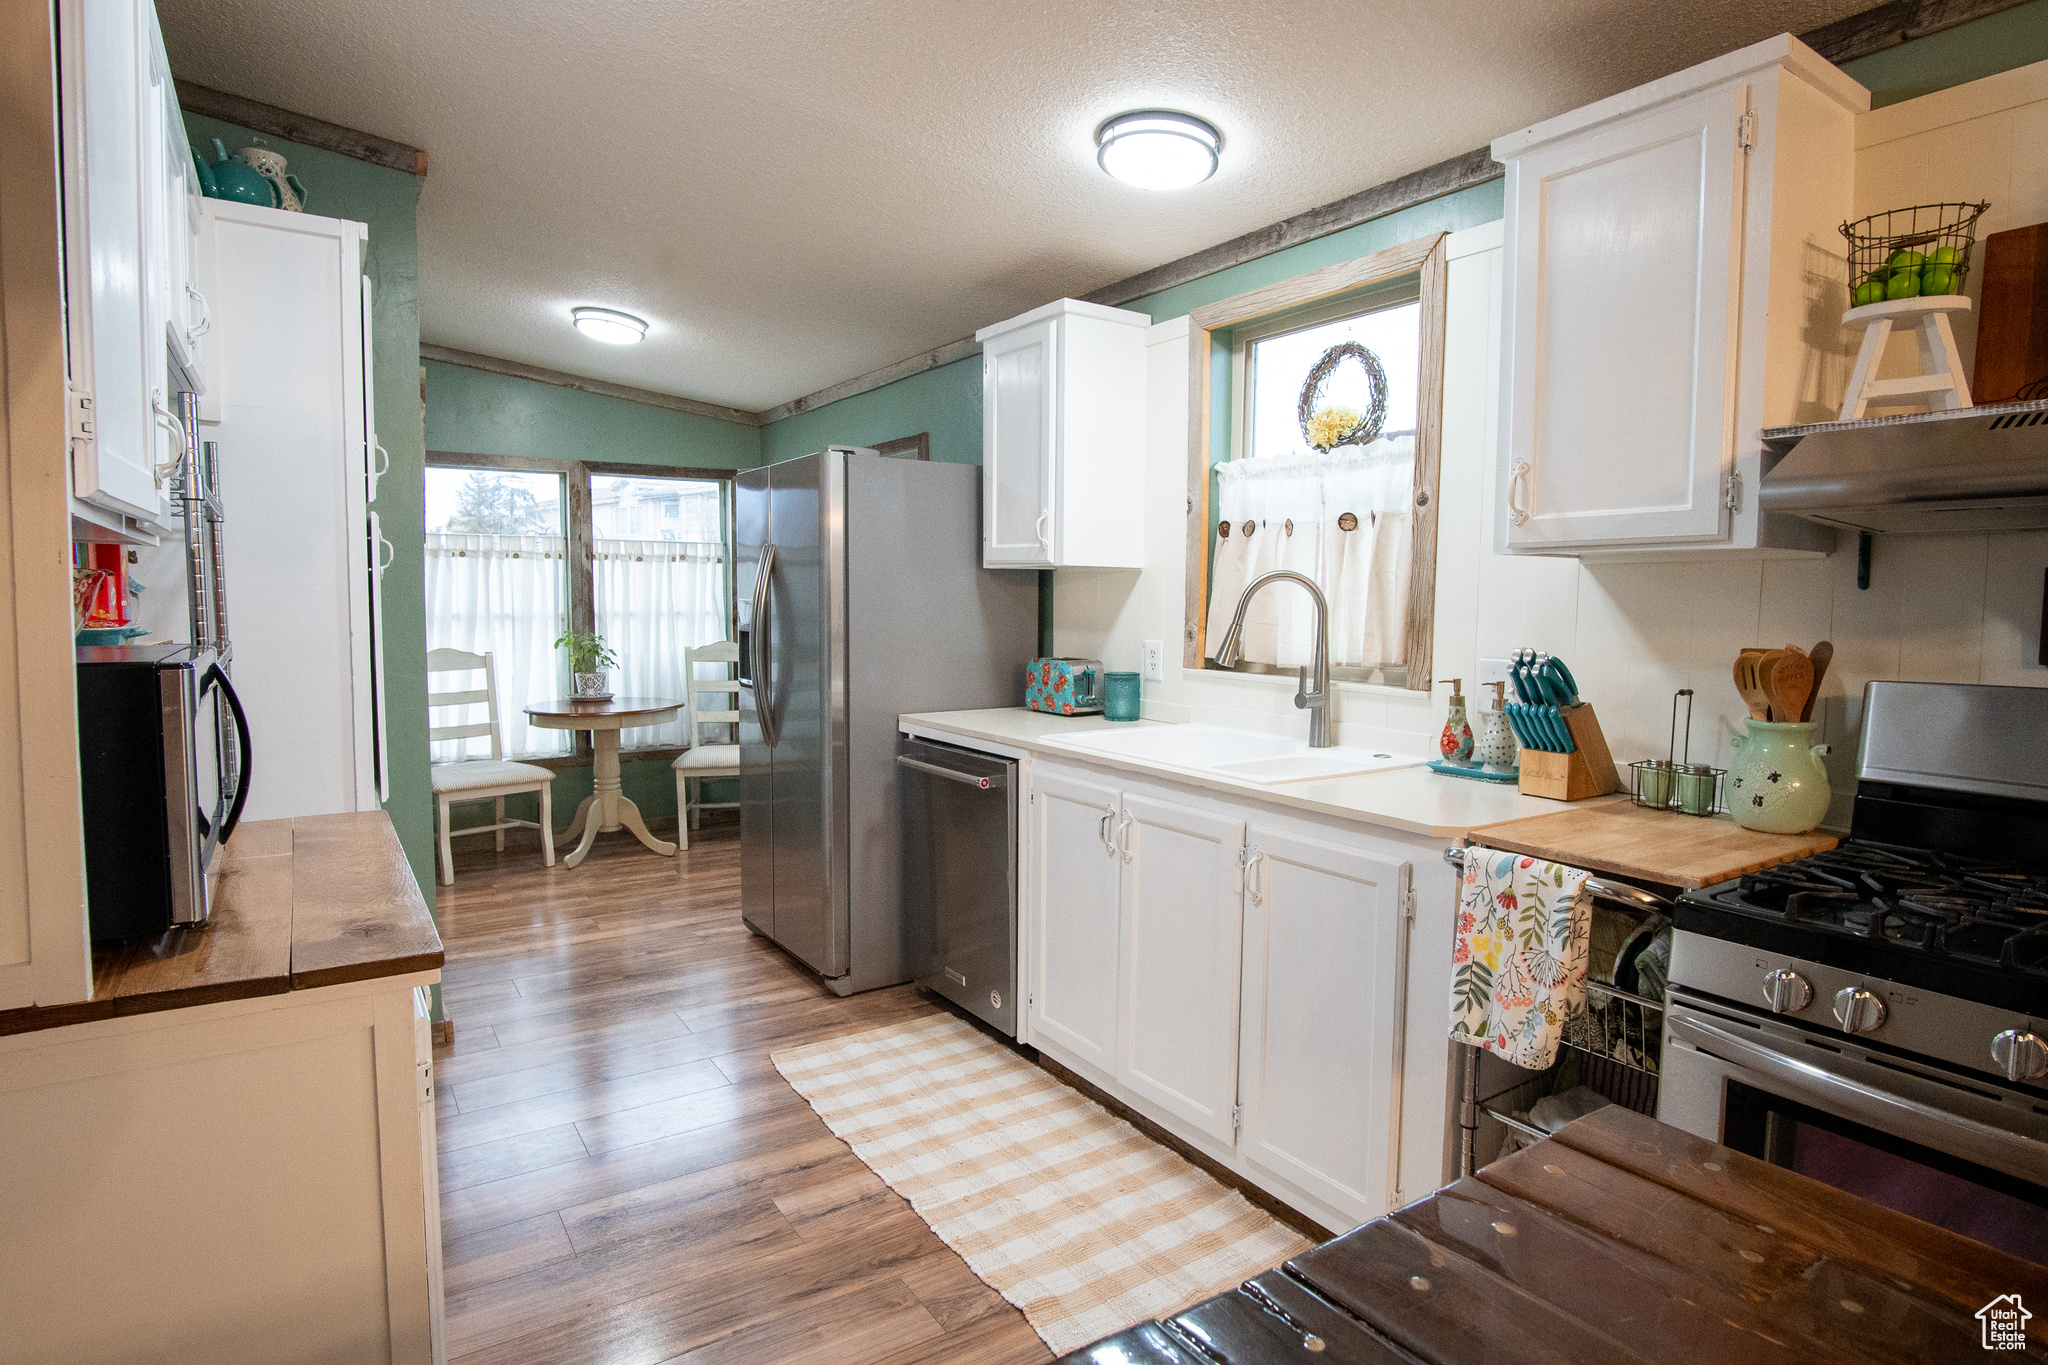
[1838,295,1973,421]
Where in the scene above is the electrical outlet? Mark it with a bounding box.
[1142,639,1165,681]
[1478,656,1517,701]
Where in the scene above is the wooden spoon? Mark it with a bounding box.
[1759,648,1815,725]
[1802,641,1833,722]
[1734,650,1769,720]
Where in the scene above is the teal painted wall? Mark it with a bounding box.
[424,359,762,467]
[423,358,759,830]
[757,356,983,466]
[183,114,437,921]
[1842,0,2048,106]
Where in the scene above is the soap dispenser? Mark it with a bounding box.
[1473,680,1519,774]
[1437,678,1475,767]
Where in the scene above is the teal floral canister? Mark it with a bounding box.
[1726,720,1832,833]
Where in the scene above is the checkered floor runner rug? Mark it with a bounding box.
[771,1013,1313,1354]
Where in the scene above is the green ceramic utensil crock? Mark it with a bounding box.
[1727,720,1832,833]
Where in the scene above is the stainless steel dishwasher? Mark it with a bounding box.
[896,735,1018,1037]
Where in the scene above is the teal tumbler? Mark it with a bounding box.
[1104,671,1141,722]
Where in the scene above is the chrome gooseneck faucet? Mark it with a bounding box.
[1211,570,1332,747]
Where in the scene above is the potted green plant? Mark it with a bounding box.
[555,631,619,699]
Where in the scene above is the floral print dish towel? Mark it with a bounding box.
[1449,846,1592,1071]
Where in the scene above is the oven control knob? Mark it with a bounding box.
[1832,986,1887,1034]
[1761,969,1812,1014]
[1991,1030,2048,1083]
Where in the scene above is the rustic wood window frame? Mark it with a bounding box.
[1182,231,1448,690]
[425,450,736,768]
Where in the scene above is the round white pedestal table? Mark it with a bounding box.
[524,697,684,868]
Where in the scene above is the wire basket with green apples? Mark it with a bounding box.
[1841,201,1989,310]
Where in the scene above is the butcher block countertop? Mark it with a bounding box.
[0,811,441,1037]
[1465,801,1839,888]
[1061,1105,2048,1365]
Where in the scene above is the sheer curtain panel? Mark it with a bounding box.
[1205,432,1415,671]
[593,538,727,750]
[424,534,572,759]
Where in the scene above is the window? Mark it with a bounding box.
[424,458,731,761]
[1185,234,1447,690]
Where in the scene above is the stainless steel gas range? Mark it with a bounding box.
[1659,681,2048,1266]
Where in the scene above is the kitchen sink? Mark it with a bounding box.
[1041,724,1425,784]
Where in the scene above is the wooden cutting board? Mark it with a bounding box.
[1466,802,1837,888]
[1974,221,2048,402]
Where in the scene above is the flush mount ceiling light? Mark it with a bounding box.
[571,306,648,345]
[1095,110,1222,191]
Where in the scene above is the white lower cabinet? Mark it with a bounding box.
[1027,767,1123,1070]
[0,973,445,1364]
[1117,794,1245,1144]
[1025,760,1415,1230]
[1237,824,1408,1224]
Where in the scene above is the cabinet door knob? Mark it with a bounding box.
[1035,512,1050,546]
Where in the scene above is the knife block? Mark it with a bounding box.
[1518,703,1623,802]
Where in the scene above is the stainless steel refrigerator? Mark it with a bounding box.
[736,447,1037,995]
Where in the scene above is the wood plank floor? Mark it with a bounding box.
[433,818,1054,1365]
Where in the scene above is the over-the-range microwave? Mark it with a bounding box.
[76,644,251,942]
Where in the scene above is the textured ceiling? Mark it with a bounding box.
[157,0,1874,412]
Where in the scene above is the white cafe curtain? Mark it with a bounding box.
[424,533,728,759]
[1206,432,1414,670]
[424,533,574,759]
[592,539,728,749]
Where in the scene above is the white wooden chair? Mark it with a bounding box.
[428,648,555,884]
[671,641,741,849]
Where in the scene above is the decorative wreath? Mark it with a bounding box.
[1297,341,1388,452]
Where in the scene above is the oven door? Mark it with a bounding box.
[1662,992,2048,1264]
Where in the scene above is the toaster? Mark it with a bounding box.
[1025,658,1104,715]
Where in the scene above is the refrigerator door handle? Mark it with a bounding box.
[751,543,779,747]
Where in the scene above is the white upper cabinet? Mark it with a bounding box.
[62,0,159,523]
[1493,35,1868,556]
[59,0,202,536]
[976,299,1148,569]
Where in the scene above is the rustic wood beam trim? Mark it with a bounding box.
[175,81,427,177]
[1094,146,1498,311]
[760,148,1497,427]
[757,336,981,425]
[583,460,736,482]
[1794,0,2038,64]
[419,344,762,427]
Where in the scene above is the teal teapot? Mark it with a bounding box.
[195,138,276,206]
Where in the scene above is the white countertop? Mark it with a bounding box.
[898,708,1573,839]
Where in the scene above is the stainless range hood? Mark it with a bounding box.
[1758,398,2048,534]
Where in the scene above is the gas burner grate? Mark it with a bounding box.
[1715,840,2048,979]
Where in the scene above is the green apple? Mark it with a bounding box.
[1921,264,1957,295]
[1888,248,1926,274]
[1929,245,1963,266]
[1887,268,1922,300]
[1853,276,1887,308]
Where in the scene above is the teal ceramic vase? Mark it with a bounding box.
[200,138,275,206]
[1726,720,1831,833]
